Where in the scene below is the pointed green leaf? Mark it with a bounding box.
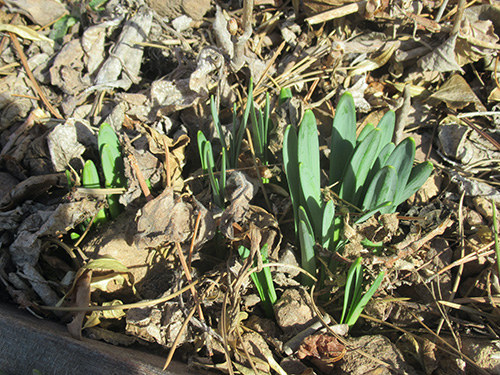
[357,123,375,144]
[283,125,301,233]
[341,257,362,324]
[82,160,100,189]
[298,110,320,185]
[299,162,322,240]
[345,271,385,327]
[298,206,316,286]
[330,92,356,189]
[279,87,293,105]
[321,199,336,250]
[210,95,227,152]
[340,128,381,206]
[376,110,396,155]
[98,123,120,155]
[384,137,415,209]
[395,161,433,208]
[362,165,397,212]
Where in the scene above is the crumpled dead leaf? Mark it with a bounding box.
[0,174,64,212]
[418,34,464,73]
[94,5,152,91]
[3,0,67,26]
[297,333,346,363]
[141,124,189,192]
[220,171,257,239]
[67,269,92,340]
[47,119,95,172]
[133,188,215,250]
[428,74,486,111]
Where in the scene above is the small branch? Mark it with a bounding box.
[451,0,466,36]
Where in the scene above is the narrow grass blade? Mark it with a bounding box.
[384,137,415,209]
[197,131,209,172]
[250,100,264,160]
[340,128,381,206]
[321,199,336,251]
[238,244,276,318]
[341,257,362,324]
[205,144,223,209]
[263,92,270,162]
[330,92,356,189]
[298,206,316,286]
[283,125,301,234]
[232,78,254,167]
[394,161,433,209]
[210,95,227,151]
[219,148,227,207]
[362,165,397,212]
[345,271,385,327]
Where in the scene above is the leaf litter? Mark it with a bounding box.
[1,0,500,374]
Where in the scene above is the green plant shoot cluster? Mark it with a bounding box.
[197,78,273,208]
[330,92,434,214]
[341,257,384,327]
[238,243,277,319]
[283,91,433,286]
[80,123,127,226]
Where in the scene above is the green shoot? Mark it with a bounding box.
[340,257,384,327]
[98,123,127,219]
[197,131,225,209]
[238,243,277,319]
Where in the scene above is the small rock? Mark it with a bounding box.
[274,288,315,337]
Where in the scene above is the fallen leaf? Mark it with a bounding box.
[67,269,92,340]
[418,34,464,73]
[0,24,54,44]
[297,333,346,363]
[429,74,486,111]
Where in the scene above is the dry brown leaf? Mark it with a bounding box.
[134,187,193,248]
[67,269,92,340]
[418,34,464,73]
[297,334,346,363]
[429,74,486,111]
[3,0,67,26]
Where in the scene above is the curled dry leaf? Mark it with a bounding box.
[141,124,189,192]
[3,0,67,26]
[429,74,486,111]
[297,333,346,363]
[134,187,215,250]
[67,269,92,340]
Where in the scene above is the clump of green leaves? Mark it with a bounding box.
[198,78,275,208]
[330,92,433,214]
[340,257,384,327]
[283,111,336,285]
[197,132,226,209]
[238,243,277,319]
[71,123,127,236]
[98,123,127,219]
[283,92,433,285]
